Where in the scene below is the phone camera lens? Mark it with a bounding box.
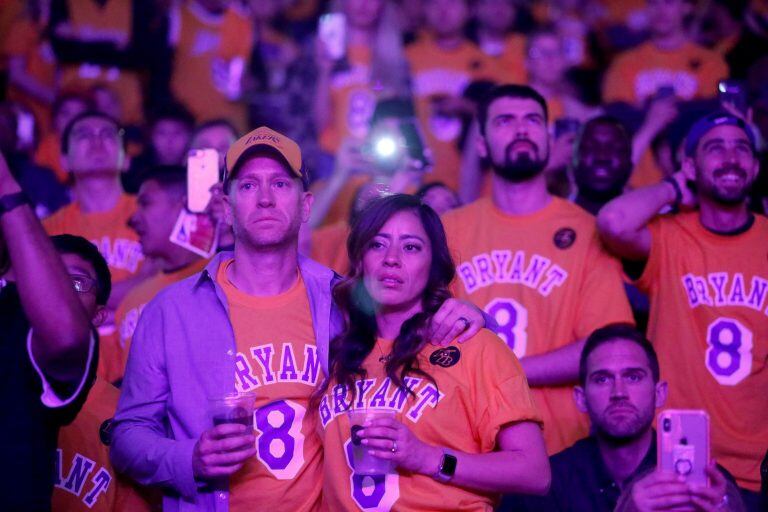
[663,418,671,432]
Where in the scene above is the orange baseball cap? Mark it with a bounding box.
[225,126,303,180]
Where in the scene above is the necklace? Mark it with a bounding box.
[376,340,392,364]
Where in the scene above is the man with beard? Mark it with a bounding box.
[442,85,633,455]
[573,117,633,216]
[500,323,740,512]
[598,112,767,508]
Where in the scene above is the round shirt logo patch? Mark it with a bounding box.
[554,227,577,249]
[429,346,461,368]
[99,418,114,446]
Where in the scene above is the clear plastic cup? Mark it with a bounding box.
[208,392,256,430]
[348,408,396,475]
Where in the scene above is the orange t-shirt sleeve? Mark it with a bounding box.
[634,217,665,294]
[574,235,634,338]
[470,331,542,452]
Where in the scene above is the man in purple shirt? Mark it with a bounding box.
[111,127,486,511]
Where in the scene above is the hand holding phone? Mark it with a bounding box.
[657,409,709,487]
[718,80,748,116]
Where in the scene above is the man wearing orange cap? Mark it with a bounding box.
[111,127,487,511]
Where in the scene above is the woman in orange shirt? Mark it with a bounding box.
[315,194,550,511]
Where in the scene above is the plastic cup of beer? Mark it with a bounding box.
[209,392,256,430]
[348,408,396,475]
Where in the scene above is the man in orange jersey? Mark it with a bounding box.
[598,111,767,509]
[43,111,148,309]
[406,0,495,190]
[113,166,206,383]
[602,0,729,106]
[111,126,487,511]
[442,84,633,456]
[43,111,152,383]
[168,0,252,132]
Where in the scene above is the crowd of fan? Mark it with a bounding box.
[0,0,767,511]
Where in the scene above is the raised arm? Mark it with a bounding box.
[597,172,690,261]
[0,152,91,383]
[520,339,585,387]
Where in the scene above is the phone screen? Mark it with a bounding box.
[187,149,220,213]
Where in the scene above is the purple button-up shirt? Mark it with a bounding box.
[110,252,342,512]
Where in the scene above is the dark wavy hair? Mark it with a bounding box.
[316,194,456,406]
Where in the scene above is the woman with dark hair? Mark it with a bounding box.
[316,194,550,511]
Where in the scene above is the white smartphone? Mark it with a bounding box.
[318,13,347,61]
[186,149,219,213]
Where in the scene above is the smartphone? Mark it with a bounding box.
[187,149,220,213]
[554,117,581,139]
[399,118,431,170]
[657,410,710,487]
[718,80,748,115]
[318,13,347,61]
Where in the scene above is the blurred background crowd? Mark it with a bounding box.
[1,0,766,215]
[0,0,767,510]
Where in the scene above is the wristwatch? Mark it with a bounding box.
[434,450,457,482]
[0,192,28,217]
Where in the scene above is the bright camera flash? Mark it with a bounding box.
[375,136,398,158]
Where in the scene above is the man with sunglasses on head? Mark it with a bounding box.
[0,152,100,511]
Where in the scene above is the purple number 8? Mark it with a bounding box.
[345,442,388,509]
[255,400,296,471]
[707,319,742,377]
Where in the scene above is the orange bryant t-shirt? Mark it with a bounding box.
[216,260,323,512]
[54,379,154,512]
[114,258,207,380]
[441,197,633,454]
[319,44,376,153]
[602,41,728,105]
[636,212,768,492]
[318,330,541,511]
[43,194,144,284]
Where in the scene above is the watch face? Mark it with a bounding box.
[441,453,457,477]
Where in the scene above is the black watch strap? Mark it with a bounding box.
[434,451,457,482]
[0,192,29,217]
